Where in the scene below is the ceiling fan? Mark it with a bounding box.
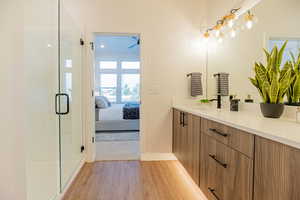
[128,36,140,48]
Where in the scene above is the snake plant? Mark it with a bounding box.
[249,41,294,104]
[285,51,300,104]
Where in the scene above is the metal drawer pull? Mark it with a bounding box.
[208,188,220,200]
[182,113,188,127]
[180,112,183,125]
[209,154,227,168]
[209,128,228,137]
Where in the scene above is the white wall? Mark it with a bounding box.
[0,1,27,199]
[63,0,207,155]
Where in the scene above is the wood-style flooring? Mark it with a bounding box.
[63,161,205,200]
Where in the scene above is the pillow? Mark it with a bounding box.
[95,96,110,109]
[101,96,111,107]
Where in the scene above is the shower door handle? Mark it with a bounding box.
[55,93,70,115]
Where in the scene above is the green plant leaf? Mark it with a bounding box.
[290,51,296,65]
[296,54,300,73]
[287,75,297,103]
[292,75,300,103]
[263,48,271,60]
[280,61,291,81]
[262,81,271,103]
[263,48,272,70]
[249,77,258,87]
[255,62,268,84]
[279,69,292,102]
[290,48,300,73]
[270,75,279,103]
[250,41,292,104]
[249,77,264,100]
[271,46,279,73]
[277,41,288,69]
[199,99,210,103]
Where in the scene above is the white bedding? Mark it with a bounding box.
[96,104,139,132]
[99,104,124,121]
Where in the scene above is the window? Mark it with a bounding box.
[100,61,117,69]
[122,74,140,102]
[100,74,117,87]
[98,60,140,103]
[269,38,300,66]
[65,72,72,98]
[65,59,73,68]
[122,61,140,69]
[100,74,117,102]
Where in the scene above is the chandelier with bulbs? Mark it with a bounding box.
[203,8,257,44]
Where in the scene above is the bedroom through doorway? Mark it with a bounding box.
[94,34,141,160]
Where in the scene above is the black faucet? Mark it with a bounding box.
[210,94,222,109]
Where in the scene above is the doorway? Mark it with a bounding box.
[93,34,141,160]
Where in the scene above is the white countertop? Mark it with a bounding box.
[173,104,300,150]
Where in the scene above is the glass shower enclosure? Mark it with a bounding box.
[25,0,84,199]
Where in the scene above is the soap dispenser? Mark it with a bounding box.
[230,95,240,112]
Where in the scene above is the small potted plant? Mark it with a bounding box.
[249,41,294,118]
[285,51,300,106]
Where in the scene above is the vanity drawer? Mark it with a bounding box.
[201,119,254,158]
[200,134,253,200]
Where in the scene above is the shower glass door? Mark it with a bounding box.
[59,1,84,191]
[25,0,84,198]
[25,0,60,199]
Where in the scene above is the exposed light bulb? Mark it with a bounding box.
[100,44,105,48]
[213,23,223,38]
[226,12,238,28]
[246,20,253,29]
[215,30,221,37]
[245,11,255,30]
[217,32,225,44]
[203,31,210,43]
[218,37,223,44]
[230,29,237,38]
[228,19,234,28]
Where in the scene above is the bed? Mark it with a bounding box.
[95,104,140,132]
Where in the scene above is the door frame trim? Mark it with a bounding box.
[84,32,143,162]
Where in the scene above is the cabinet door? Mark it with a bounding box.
[200,134,219,200]
[218,141,253,200]
[173,109,181,160]
[201,134,253,200]
[179,112,188,168]
[186,114,201,186]
[254,137,300,200]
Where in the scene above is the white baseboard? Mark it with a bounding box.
[140,153,177,161]
[56,157,86,200]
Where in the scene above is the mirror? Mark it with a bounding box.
[206,0,300,103]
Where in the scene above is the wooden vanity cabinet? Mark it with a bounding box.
[172,109,201,185]
[200,134,219,200]
[172,109,182,163]
[254,137,300,200]
[186,114,201,185]
[172,109,188,168]
[173,108,300,200]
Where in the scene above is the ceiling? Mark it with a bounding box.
[94,35,140,58]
